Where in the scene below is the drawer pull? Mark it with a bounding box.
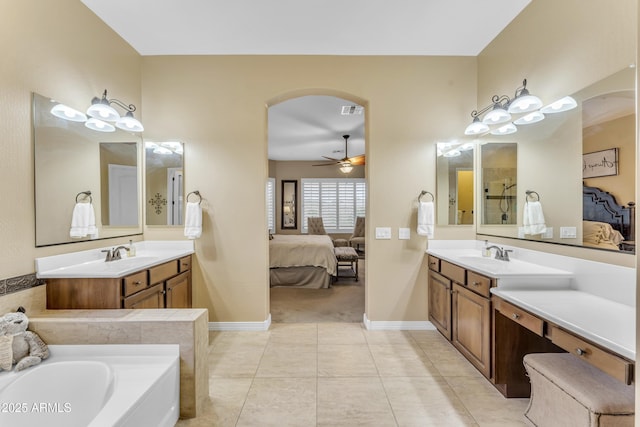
[512,313,520,320]
[576,348,586,356]
[472,281,480,286]
[133,281,142,285]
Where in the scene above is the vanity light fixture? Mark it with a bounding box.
[513,110,545,125]
[50,103,87,122]
[490,123,517,135]
[507,79,543,114]
[86,89,144,132]
[85,117,115,132]
[540,96,577,114]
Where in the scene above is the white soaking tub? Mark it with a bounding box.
[0,344,179,427]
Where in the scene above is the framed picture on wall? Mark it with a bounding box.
[583,148,618,178]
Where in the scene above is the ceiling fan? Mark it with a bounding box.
[313,134,365,173]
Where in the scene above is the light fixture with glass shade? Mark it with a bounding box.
[87,89,144,132]
[85,117,115,132]
[339,162,354,174]
[507,79,543,113]
[490,123,517,135]
[513,110,545,125]
[50,103,87,122]
[540,96,578,114]
[482,96,512,125]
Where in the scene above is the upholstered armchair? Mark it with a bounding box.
[349,216,365,251]
[307,217,327,235]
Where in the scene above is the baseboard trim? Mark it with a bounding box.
[208,314,272,331]
[363,313,436,331]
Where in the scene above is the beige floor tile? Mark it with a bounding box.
[369,343,439,377]
[426,349,485,378]
[318,344,378,377]
[363,329,416,345]
[176,378,253,427]
[208,343,265,378]
[317,377,397,426]
[236,378,316,427]
[209,330,271,349]
[255,343,317,377]
[268,323,318,344]
[382,376,478,426]
[318,322,367,344]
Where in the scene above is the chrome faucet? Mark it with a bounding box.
[486,245,513,261]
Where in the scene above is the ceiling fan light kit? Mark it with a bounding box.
[312,134,364,174]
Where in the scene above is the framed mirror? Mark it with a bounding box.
[34,92,143,247]
[145,141,184,226]
[436,142,475,225]
[281,180,297,229]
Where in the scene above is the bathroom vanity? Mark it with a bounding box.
[36,241,194,310]
[426,241,635,398]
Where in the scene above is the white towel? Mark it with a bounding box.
[417,201,435,238]
[523,201,547,235]
[70,203,98,238]
[184,202,202,239]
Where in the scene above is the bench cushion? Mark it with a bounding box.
[523,353,634,427]
[334,246,359,261]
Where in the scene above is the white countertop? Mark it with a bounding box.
[491,288,635,360]
[426,248,573,280]
[36,240,194,279]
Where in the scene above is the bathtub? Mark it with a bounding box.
[0,344,179,427]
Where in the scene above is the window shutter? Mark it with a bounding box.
[301,178,366,233]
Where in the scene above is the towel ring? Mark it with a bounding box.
[186,190,202,204]
[525,190,540,201]
[418,190,434,202]
[75,190,92,203]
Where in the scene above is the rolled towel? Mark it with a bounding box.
[184,202,202,239]
[417,201,435,238]
[523,201,547,235]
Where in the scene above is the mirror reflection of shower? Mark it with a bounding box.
[481,143,518,225]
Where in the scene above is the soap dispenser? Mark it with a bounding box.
[128,240,136,257]
[482,240,491,257]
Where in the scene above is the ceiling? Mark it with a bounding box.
[80,0,531,161]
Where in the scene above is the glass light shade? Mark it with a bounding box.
[87,100,120,122]
[464,117,489,135]
[443,148,461,157]
[513,111,545,125]
[145,141,159,149]
[482,104,511,125]
[508,93,543,114]
[115,112,144,132]
[459,141,475,151]
[540,96,578,114]
[50,103,87,122]
[85,117,115,132]
[339,162,353,173]
[160,141,182,151]
[490,123,517,135]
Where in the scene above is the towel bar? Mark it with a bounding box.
[75,190,92,203]
[186,190,202,204]
[418,190,434,202]
[525,190,540,201]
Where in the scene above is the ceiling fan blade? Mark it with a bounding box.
[348,155,365,166]
[312,162,339,167]
[322,156,341,161]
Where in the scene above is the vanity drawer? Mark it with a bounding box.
[493,297,544,336]
[440,261,465,285]
[123,271,149,297]
[427,256,440,272]
[550,326,633,384]
[149,261,179,284]
[178,255,192,272]
[466,271,492,298]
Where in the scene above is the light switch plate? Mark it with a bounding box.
[560,226,577,238]
[375,227,391,239]
[399,228,410,240]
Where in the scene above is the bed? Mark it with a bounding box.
[582,184,635,251]
[269,234,337,288]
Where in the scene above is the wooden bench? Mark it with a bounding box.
[334,246,359,281]
[523,353,635,427]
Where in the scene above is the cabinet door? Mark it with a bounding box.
[166,271,191,308]
[452,283,491,378]
[428,270,452,340]
[124,283,165,309]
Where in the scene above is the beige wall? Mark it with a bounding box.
[0,1,143,284]
[141,55,478,322]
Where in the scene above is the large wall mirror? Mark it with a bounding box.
[34,92,143,247]
[145,141,184,226]
[476,67,636,254]
[481,143,517,225]
[436,142,474,226]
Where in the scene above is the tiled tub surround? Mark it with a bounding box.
[36,240,195,279]
[28,308,209,419]
[426,240,635,389]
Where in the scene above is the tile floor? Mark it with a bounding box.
[176,323,532,427]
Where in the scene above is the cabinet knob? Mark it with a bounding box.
[472,281,480,286]
[133,281,142,285]
[512,313,520,320]
[576,348,586,356]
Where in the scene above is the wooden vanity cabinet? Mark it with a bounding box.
[427,255,493,378]
[47,255,192,309]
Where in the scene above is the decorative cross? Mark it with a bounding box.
[149,193,167,215]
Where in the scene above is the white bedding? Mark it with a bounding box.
[269,234,337,276]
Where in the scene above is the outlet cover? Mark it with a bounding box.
[399,228,410,240]
[560,226,577,238]
[375,227,391,239]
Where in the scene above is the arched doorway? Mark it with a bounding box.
[266,91,368,323]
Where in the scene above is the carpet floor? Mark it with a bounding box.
[270,259,365,323]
